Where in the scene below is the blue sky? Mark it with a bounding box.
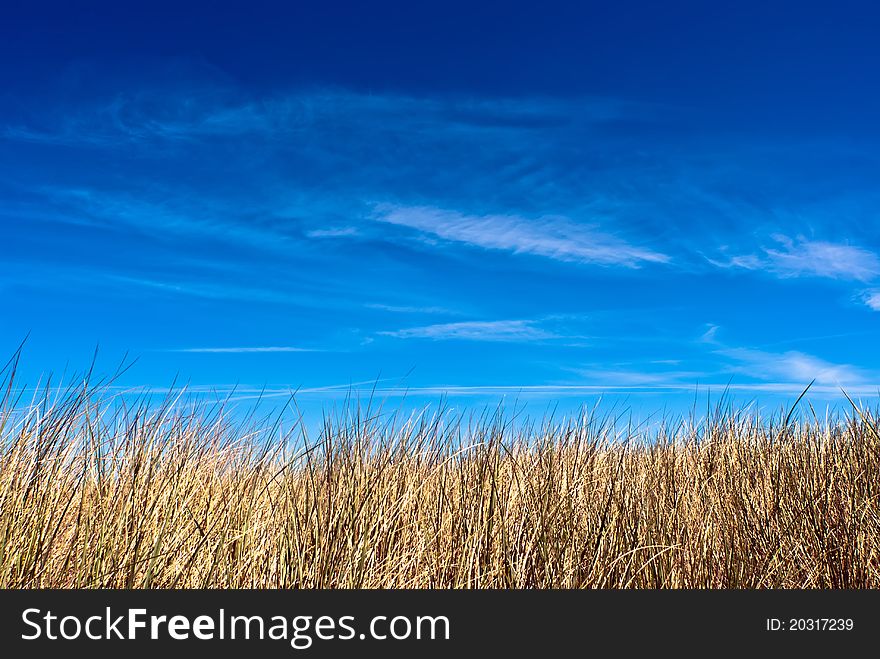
[3,1,880,419]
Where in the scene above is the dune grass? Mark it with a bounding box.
[1,358,879,588]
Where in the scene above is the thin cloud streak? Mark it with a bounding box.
[168,347,319,354]
[0,88,639,148]
[572,368,710,387]
[357,383,880,397]
[365,303,456,315]
[860,290,880,311]
[701,324,872,386]
[306,227,359,238]
[380,320,557,342]
[374,204,670,268]
[14,382,880,399]
[715,235,880,282]
[717,346,867,385]
[259,383,880,399]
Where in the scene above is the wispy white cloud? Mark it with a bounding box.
[32,186,288,250]
[366,303,455,315]
[16,381,880,401]
[167,346,319,354]
[714,234,880,282]
[700,323,720,343]
[572,368,708,387]
[717,346,867,386]
[559,357,874,398]
[564,325,877,392]
[373,204,669,268]
[1,87,284,146]
[701,323,872,386]
[108,275,355,310]
[1,86,640,147]
[380,319,557,342]
[306,227,359,238]
[860,290,880,311]
[289,382,880,398]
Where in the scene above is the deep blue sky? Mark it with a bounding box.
[3,1,880,418]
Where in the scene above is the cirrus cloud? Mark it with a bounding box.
[373,204,670,268]
[714,234,880,282]
[380,319,557,342]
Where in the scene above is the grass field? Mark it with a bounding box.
[2,360,879,589]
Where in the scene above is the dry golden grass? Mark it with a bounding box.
[2,361,879,588]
